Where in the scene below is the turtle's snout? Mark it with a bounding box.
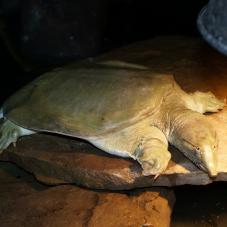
[200,144,217,177]
[198,128,218,177]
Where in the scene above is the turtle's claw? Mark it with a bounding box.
[141,158,167,177]
[154,173,161,180]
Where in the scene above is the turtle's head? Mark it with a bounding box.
[170,115,218,177]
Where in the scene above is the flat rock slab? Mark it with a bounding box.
[1,133,202,189]
[0,163,175,227]
[2,36,227,189]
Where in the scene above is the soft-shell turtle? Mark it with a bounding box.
[0,61,225,177]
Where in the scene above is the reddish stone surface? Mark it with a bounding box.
[0,163,175,227]
[1,133,204,189]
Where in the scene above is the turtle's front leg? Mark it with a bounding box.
[187,91,225,114]
[0,120,36,152]
[135,134,171,177]
[90,123,171,177]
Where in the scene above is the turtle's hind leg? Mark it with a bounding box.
[0,120,36,152]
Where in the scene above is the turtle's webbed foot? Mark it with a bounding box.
[139,152,170,177]
[191,91,225,113]
[140,159,166,177]
[135,139,171,177]
[0,121,20,152]
[0,120,35,153]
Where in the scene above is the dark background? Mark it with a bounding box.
[0,0,208,103]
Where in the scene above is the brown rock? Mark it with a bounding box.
[88,189,174,227]
[0,162,47,209]
[0,163,175,227]
[1,133,213,189]
[2,36,227,189]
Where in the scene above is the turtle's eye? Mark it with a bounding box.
[196,149,202,160]
[183,139,199,151]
